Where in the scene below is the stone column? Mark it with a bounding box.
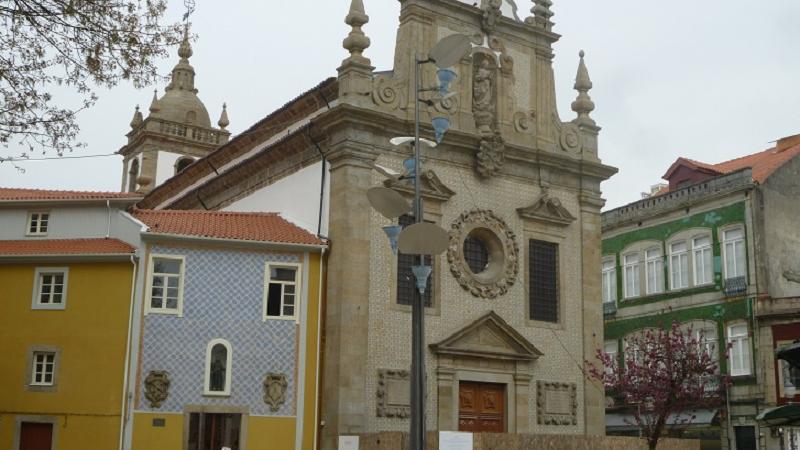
[513,372,532,432]
[321,142,377,450]
[436,367,456,431]
[580,192,606,435]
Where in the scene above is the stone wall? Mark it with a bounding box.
[350,432,699,450]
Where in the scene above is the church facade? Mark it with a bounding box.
[133,0,616,448]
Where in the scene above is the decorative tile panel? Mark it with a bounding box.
[138,245,300,415]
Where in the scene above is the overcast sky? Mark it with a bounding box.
[1,0,799,210]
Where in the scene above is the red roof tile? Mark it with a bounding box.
[0,238,135,256]
[133,210,325,246]
[0,187,142,202]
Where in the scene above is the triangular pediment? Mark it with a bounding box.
[380,168,456,202]
[517,192,576,226]
[430,311,542,361]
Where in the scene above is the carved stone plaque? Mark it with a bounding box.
[263,373,288,412]
[536,380,577,425]
[144,370,170,408]
[377,369,410,418]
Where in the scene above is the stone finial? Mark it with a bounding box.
[178,25,193,60]
[571,50,596,127]
[148,90,160,113]
[218,103,229,130]
[130,105,143,128]
[342,0,371,65]
[526,0,554,30]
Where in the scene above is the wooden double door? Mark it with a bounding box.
[458,381,506,432]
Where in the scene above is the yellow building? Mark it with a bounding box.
[0,188,143,450]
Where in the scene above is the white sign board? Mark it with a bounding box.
[439,431,473,450]
[338,435,359,450]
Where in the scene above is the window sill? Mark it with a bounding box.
[264,316,298,322]
[145,309,182,317]
[31,304,66,311]
[202,392,231,398]
[525,318,563,330]
[26,383,57,393]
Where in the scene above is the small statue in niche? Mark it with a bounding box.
[472,57,497,135]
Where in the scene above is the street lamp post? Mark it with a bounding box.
[368,34,471,450]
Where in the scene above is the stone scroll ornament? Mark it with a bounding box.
[447,209,519,299]
[144,371,170,408]
[264,373,288,412]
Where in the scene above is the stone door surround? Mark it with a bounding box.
[430,311,541,432]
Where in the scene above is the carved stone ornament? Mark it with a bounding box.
[263,373,288,412]
[376,369,411,418]
[559,122,583,155]
[144,370,170,408]
[480,0,503,34]
[477,133,506,178]
[448,209,519,299]
[383,169,456,202]
[784,271,800,284]
[372,74,404,110]
[536,381,578,425]
[513,110,536,134]
[517,192,576,226]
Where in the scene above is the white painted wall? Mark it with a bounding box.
[155,151,184,187]
[223,161,330,237]
[0,205,143,247]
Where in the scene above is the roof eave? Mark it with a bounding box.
[0,197,143,208]
[0,253,136,264]
[141,231,327,252]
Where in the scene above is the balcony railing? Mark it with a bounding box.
[723,276,747,296]
[603,301,617,316]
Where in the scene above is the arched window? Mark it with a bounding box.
[175,157,194,174]
[204,339,232,396]
[127,158,139,192]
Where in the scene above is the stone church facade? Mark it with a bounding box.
[132,0,616,448]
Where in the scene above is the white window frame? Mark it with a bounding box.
[669,240,690,290]
[622,253,640,299]
[203,338,232,396]
[721,225,747,280]
[31,267,68,310]
[601,258,616,304]
[644,247,664,295]
[603,340,618,375]
[26,211,50,236]
[30,351,57,386]
[145,254,185,316]
[263,262,302,322]
[727,323,751,377]
[692,235,713,286]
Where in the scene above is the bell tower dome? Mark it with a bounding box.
[118,27,230,193]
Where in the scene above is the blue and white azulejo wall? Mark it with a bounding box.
[138,245,301,416]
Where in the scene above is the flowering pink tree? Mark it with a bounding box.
[588,322,729,450]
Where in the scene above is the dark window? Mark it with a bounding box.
[175,157,194,174]
[734,426,756,450]
[128,158,139,192]
[266,266,298,318]
[187,413,241,450]
[464,236,489,274]
[397,214,432,307]
[529,240,559,323]
[209,344,227,392]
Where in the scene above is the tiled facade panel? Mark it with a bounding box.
[138,245,300,415]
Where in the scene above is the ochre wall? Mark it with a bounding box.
[131,413,297,450]
[0,262,133,450]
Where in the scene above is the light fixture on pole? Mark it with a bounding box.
[367,33,471,450]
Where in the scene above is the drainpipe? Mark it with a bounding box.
[313,248,326,450]
[119,252,138,450]
[106,199,112,238]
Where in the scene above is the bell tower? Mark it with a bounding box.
[118,27,230,193]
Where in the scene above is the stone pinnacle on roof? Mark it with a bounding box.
[218,103,230,130]
[130,104,143,129]
[526,0,554,30]
[571,50,596,127]
[342,0,371,66]
[149,89,160,113]
[178,25,193,60]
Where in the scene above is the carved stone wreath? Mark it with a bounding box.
[263,373,288,412]
[447,209,519,299]
[144,370,170,408]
